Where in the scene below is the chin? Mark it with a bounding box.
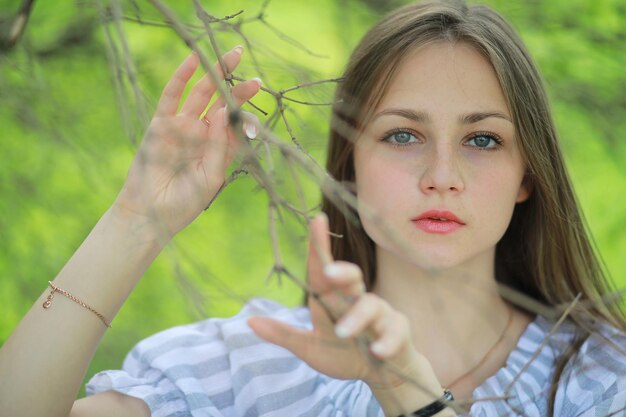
[406,250,468,272]
[380,242,467,272]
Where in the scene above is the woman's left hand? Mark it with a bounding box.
[248,214,434,389]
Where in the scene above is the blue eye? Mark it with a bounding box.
[382,130,418,146]
[465,133,502,149]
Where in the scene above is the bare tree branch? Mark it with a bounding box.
[0,0,36,51]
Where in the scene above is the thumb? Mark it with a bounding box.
[248,316,316,360]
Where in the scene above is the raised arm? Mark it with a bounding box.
[0,46,261,417]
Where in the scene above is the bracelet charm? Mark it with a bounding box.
[43,289,54,309]
[42,281,112,328]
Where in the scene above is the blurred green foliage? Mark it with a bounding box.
[0,0,624,397]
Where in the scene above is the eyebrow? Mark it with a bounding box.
[461,111,511,124]
[373,109,431,123]
[372,108,512,124]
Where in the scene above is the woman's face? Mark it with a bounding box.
[353,41,530,271]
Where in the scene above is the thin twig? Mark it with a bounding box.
[503,293,583,415]
[280,77,343,94]
[258,16,327,58]
[148,0,236,110]
[110,0,150,135]
[0,0,36,51]
[96,0,135,144]
[204,169,248,211]
[193,0,231,96]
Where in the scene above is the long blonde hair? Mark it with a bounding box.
[321,0,626,413]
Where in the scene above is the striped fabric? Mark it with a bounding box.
[86,298,626,417]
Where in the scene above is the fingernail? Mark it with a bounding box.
[335,321,354,338]
[370,341,385,355]
[244,121,257,139]
[324,263,342,278]
[222,106,229,126]
[233,45,244,55]
[251,77,262,86]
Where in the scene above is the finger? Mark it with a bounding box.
[155,53,199,117]
[223,111,258,169]
[248,316,319,363]
[323,261,366,297]
[201,106,231,178]
[241,111,261,140]
[180,46,244,117]
[368,312,411,359]
[309,261,365,323]
[308,291,342,331]
[334,293,387,339]
[306,213,334,294]
[202,82,261,171]
[204,78,262,123]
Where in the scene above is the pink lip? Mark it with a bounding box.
[411,210,465,234]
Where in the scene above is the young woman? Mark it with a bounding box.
[1,1,625,417]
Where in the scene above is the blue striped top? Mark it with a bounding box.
[86,298,626,416]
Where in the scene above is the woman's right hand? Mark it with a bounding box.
[112,46,261,237]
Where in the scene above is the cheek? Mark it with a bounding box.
[354,155,414,246]
[470,170,524,237]
[355,157,410,208]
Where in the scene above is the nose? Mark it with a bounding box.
[418,146,465,194]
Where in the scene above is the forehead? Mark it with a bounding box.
[376,41,510,118]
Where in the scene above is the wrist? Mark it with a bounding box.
[395,389,455,417]
[106,203,173,247]
[366,356,457,417]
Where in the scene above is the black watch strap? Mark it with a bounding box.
[397,389,454,417]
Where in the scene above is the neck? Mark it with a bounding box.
[371,245,527,392]
[372,245,505,322]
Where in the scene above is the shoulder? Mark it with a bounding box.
[467,315,576,417]
[555,319,626,417]
[467,315,626,417]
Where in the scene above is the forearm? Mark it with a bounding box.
[0,207,167,417]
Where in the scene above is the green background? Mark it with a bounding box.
[1,0,625,397]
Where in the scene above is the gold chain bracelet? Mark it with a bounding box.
[43,281,112,328]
